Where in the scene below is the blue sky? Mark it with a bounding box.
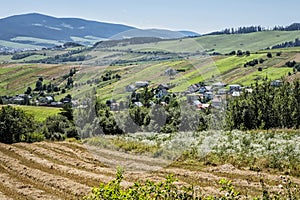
[1,0,300,33]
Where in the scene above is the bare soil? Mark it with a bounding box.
[0,141,298,199]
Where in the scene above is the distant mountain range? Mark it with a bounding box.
[0,13,200,49]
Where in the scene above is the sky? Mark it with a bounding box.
[1,0,300,34]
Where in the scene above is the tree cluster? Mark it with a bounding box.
[227,80,300,130]
[271,38,300,49]
[208,26,265,35]
[92,87,210,135]
[26,49,91,64]
[0,105,78,144]
[235,50,250,56]
[285,60,300,72]
[0,106,35,143]
[243,58,265,67]
[11,52,38,60]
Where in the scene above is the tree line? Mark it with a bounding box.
[226,80,300,130]
[2,79,300,143]
[76,79,300,137]
[207,23,300,35]
[270,38,300,49]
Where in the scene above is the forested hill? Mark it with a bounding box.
[207,23,300,35]
[0,13,200,48]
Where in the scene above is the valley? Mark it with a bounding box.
[0,13,300,199]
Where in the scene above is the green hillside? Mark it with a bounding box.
[196,31,300,53]
[0,64,71,95]
[102,31,300,54]
[1,31,300,100]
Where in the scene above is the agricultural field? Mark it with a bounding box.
[195,31,300,54]
[0,64,72,95]
[1,30,300,199]
[100,30,300,54]
[89,51,297,99]
[1,32,300,98]
[15,105,61,122]
[0,133,299,199]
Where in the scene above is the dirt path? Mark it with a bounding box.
[0,141,298,199]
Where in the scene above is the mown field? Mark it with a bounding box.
[1,31,300,199]
[0,136,299,199]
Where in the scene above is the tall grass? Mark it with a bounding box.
[84,130,300,176]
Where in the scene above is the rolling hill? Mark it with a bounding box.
[105,30,300,54]
[1,17,300,200]
[1,30,300,96]
[0,13,134,46]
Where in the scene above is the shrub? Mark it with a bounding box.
[267,52,272,58]
[0,106,36,144]
[24,132,45,143]
[84,168,300,199]
[84,168,196,200]
[42,115,73,141]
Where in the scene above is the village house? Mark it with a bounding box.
[38,96,54,104]
[211,95,226,109]
[126,84,135,92]
[271,80,283,87]
[199,86,212,94]
[204,91,213,100]
[135,81,149,88]
[188,83,201,93]
[2,94,32,105]
[187,93,201,104]
[134,101,143,107]
[212,82,227,89]
[229,84,241,93]
[155,84,169,99]
[217,88,227,95]
[232,91,241,97]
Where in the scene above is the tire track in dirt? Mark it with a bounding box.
[8,144,123,187]
[14,143,116,176]
[35,142,101,166]
[0,172,60,200]
[1,141,299,199]
[0,147,90,199]
[86,146,170,172]
[0,192,13,200]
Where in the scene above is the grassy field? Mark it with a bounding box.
[1,30,300,99]
[231,66,292,85]
[17,105,61,122]
[0,64,72,95]
[195,31,300,54]
[0,105,61,122]
[74,49,298,99]
[11,36,63,46]
[102,30,300,54]
[0,40,43,49]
